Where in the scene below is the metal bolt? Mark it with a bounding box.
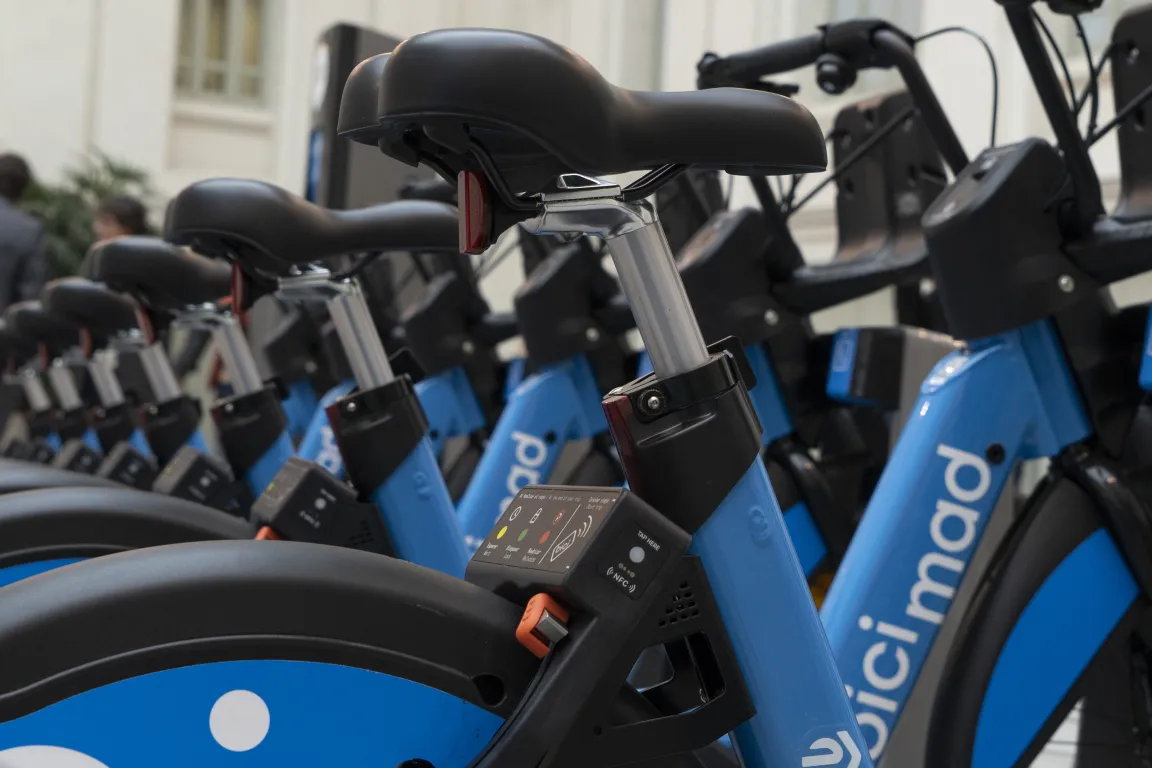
[1058,275,1075,293]
[95,408,105,418]
[346,401,358,413]
[764,309,779,326]
[224,403,234,414]
[919,277,936,297]
[585,326,601,343]
[461,340,475,355]
[149,406,159,415]
[640,389,665,414]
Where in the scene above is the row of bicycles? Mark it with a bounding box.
[0,0,1147,765]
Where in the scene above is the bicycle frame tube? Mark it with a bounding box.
[128,428,152,457]
[455,355,605,551]
[81,429,102,453]
[415,365,486,458]
[242,431,296,498]
[692,457,870,768]
[820,320,1091,761]
[368,437,471,577]
[183,429,208,454]
[280,378,320,441]
[296,380,355,476]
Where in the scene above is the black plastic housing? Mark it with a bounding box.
[54,407,89,442]
[50,439,101,475]
[400,272,504,425]
[402,271,490,375]
[923,139,1096,340]
[512,239,620,368]
[91,403,137,454]
[95,442,158,490]
[142,396,202,466]
[1112,5,1152,222]
[602,343,762,535]
[678,207,792,346]
[466,486,754,767]
[327,376,428,495]
[211,386,288,477]
[252,457,394,555]
[152,445,251,518]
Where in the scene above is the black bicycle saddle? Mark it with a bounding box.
[340,29,826,193]
[164,178,459,276]
[4,301,80,353]
[83,237,231,311]
[41,277,139,338]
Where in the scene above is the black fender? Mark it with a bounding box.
[926,464,1146,767]
[0,458,119,494]
[0,540,536,722]
[0,486,254,568]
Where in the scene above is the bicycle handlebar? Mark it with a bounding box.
[871,30,969,175]
[698,22,969,177]
[704,33,824,82]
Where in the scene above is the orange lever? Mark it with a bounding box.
[254,526,281,541]
[516,593,571,659]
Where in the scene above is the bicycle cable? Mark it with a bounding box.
[1071,14,1103,138]
[915,25,1001,148]
[1032,8,1079,112]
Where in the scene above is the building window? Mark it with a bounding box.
[175,0,268,105]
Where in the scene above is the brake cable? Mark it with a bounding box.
[782,24,997,218]
[1033,7,1079,111]
[915,25,1001,148]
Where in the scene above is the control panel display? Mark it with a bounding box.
[473,487,621,574]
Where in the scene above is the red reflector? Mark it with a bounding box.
[458,170,490,254]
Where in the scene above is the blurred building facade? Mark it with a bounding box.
[0,0,1145,318]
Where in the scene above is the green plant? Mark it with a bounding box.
[20,150,156,279]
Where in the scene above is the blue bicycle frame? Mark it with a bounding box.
[295,380,355,475]
[415,365,487,458]
[820,320,1092,762]
[456,354,605,551]
[640,344,828,574]
[693,456,870,768]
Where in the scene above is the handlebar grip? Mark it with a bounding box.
[712,33,824,82]
[872,29,969,176]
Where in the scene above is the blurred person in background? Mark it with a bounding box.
[0,153,46,312]
[93,194,153,241]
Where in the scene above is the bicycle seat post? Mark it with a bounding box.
[19,368,51,414]
[178,305,264,397]
[137,340,183,404]
[45,360,82,413]
[527,176,709,379]
[327,282,395,391]
[87,349,126,410]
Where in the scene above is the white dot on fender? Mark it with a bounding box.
[210,689,271,751]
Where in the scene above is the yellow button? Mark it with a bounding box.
[496,526,508,540]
